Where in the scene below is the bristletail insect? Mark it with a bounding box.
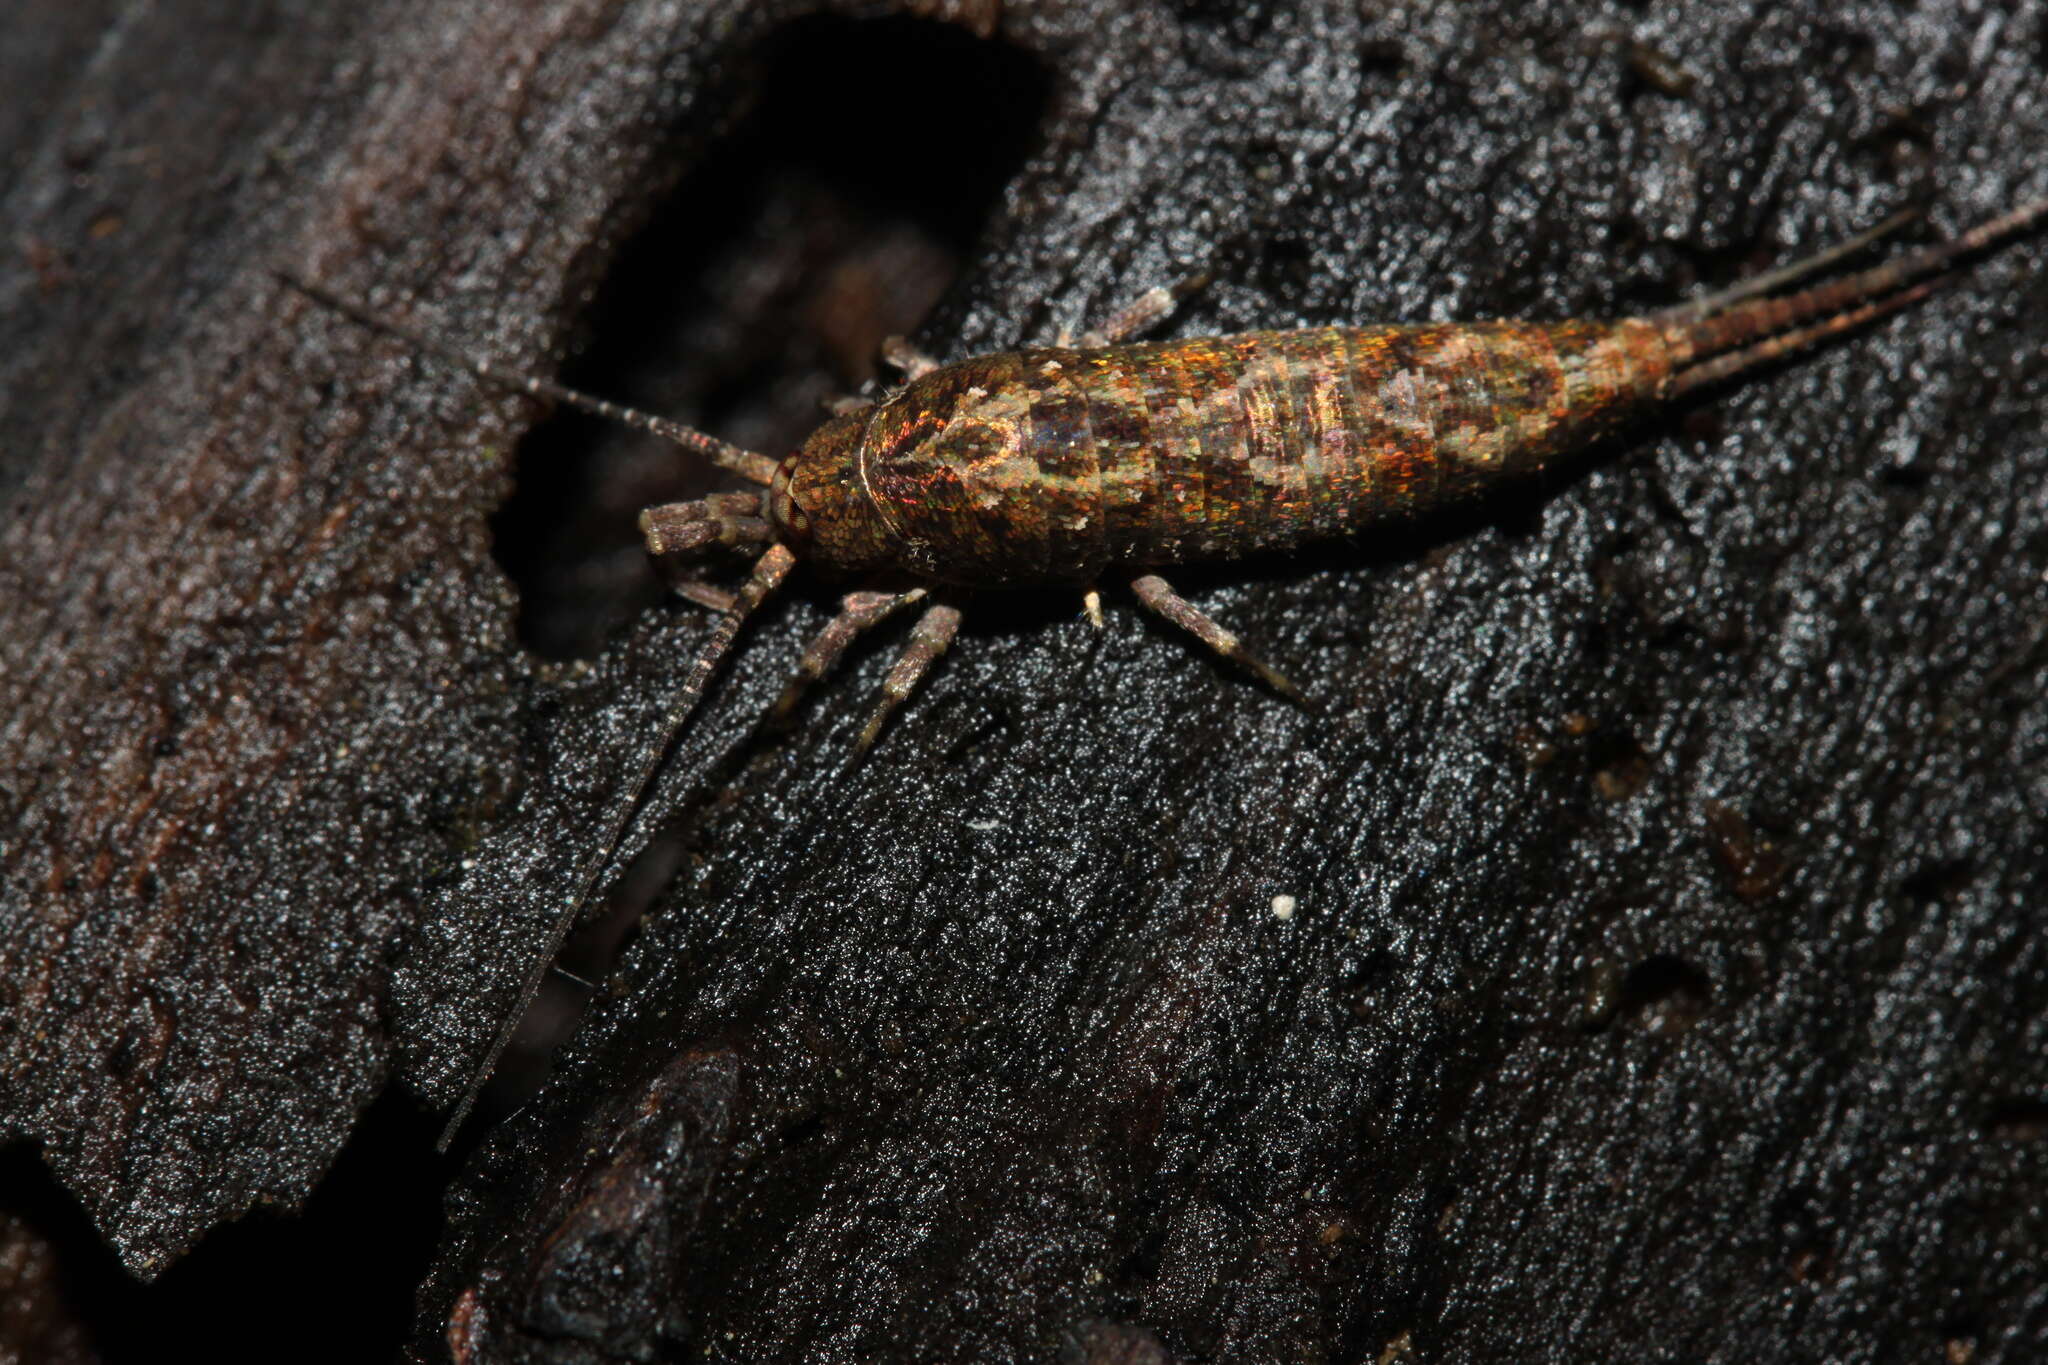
[284,193,2044,1140]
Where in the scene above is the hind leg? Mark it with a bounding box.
[855,602,965,755]
[1130,574,1306,704]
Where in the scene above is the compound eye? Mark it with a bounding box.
[767,458,812,540]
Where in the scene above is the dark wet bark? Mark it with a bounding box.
[2,1,2044,1361]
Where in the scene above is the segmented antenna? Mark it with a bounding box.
[280,269,796,1142]
[276,271,779,486]
[436,543,798,1146]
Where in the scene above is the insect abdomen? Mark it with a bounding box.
[1083,321,1671,565]
[860,321,1672,586]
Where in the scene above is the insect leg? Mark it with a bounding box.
[1073,272,1213,347]
[853,602,965,755]
[637,485,784,628]
[640,490,772,556]
[880,335,943,380]
[666,580,738,613]
[644,544,739,612]
[1130,574,1307,704]
[768,588,928,726]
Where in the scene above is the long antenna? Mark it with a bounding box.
[438,543,798,1147]
[277,268,799,1139]
[277,271,779,486]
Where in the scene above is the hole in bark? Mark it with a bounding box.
[1984,1098,2048,1142]
[1586,727,1653,800]
[1357,37,1407,77]
[1878,458,1934,490]
[1617,954,1711,1036]
[493,14,1052,660]
[1250,234,1315,300]
[1900,857,1972,905]
[1115,1207,1171,1283]
[1171,0,1279,46]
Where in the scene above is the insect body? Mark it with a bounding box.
[775,322,1667,586]
[286,194,2043,1140]
[638,198,2045,739]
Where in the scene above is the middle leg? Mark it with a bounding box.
[768,589,927,726]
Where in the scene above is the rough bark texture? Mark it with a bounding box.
[2,0,2044,1360]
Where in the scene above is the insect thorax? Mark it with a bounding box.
[775,408,905,579]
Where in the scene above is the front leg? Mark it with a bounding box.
[767,589,927,726]
[880,335,943,380]
[1063,272,1212,347]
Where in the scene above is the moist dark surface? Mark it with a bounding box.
[1,1,2042,1360]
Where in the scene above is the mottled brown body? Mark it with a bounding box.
[774,321,1670,586]
[289,195,2044,1144]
